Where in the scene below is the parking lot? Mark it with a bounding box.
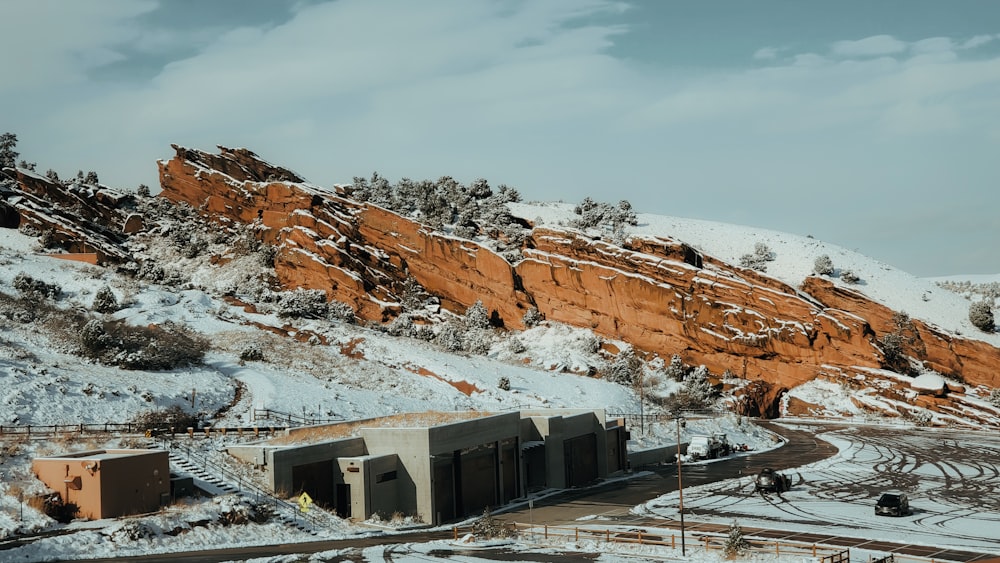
[636,423,1000,553]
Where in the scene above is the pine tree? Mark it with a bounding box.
[724,521,750,556]
[0,132,18,169]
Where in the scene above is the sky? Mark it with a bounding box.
[2,0,999,277]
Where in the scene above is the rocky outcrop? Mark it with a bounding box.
[0,167,136,263]
[156,146,1000,417]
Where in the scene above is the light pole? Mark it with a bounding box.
[675,414,686,556]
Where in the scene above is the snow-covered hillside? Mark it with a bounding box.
[511,202,1000,348]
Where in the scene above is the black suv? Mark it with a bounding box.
[875,493,910,516]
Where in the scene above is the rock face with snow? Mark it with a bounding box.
[0,167,136,263]
[155,145,1000,417]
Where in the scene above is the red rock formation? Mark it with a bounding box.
[0,167,136,263]
[156,146,1000,418]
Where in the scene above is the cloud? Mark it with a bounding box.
[753,47,779,60]
[831,35,907,57]
[0,0,156,93]
[961,35,995,49]
[911,37,954,54]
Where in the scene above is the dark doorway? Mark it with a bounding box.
[433,457,455,524]
[564,433,598,487]
[335,484,351,518]
[291,461,334,508]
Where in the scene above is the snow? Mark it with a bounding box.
[509,202,1000,347]
[2,201,999,561]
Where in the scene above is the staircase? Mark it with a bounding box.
[162,444,330,535]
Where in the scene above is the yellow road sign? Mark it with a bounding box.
[298,492,313,512]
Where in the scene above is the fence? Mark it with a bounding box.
[453,522,847,559]
[0,422,288,438]
[252,408,343,426]
[0,422,152,436]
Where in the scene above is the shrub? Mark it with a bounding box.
[465,300,490,329]
[435,320,466,352]
[80,319,208,370]
[131,405,199,431]
[840,270,860,284]
[13,272,61,300]
[328,300,355,324]
[969,301,995,332]
[739,242,773,272]
[92,286,119,313]
[813,254,834,276]
[989,388,1000,409]
[465,327,495,356]
[522,306,543,328]
[240,344,265,362]
[30,493,79,524]
[662,354,689,382]
[276,288,329,319]
[498,376,511,391]
[471,507,514,539]
[605,348,642,386]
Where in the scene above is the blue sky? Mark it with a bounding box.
[2,0,998,277]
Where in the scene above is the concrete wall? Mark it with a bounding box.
[360,427,430,521]
[628,443,686,469]
[268,437,366,497]
[338,454,399,520]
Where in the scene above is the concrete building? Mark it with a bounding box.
[32,449,170,520]
[229,409,628,525]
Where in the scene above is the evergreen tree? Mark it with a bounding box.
[0,132,18,168]
[724,521,750,556]
[662,354,688,382]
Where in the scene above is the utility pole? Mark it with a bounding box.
[675,414,686,556]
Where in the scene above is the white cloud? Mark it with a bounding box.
[753,47,779,60]
[0,0,156,93]
[831,34,907,57]
[910,37,954,54]
[961,35,995,49]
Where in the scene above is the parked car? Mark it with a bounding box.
[875,492,911,516]
[754,467,790,493]
[687,433,731,460]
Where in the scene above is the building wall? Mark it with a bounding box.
[246,409,625,525]
[32,450,168,520]
[360,427,431,522]
[98,452,169,518]
[268,437,365,499]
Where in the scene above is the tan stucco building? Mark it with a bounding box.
[32,449,170,520]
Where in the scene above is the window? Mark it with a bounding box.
[375,470,397,483]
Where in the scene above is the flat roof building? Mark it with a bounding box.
[229,408,628,525]
[32,449,170,520]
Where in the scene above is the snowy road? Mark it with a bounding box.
[636,422,1000,554]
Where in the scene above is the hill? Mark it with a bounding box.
[1,144,999,431]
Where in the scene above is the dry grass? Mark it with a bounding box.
[270,410,497,445]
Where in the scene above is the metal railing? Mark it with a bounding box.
[252,408,343,427]
[167,442,327,530]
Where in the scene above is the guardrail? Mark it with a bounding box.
[252,408,343,426]
[167,442,326,530]
[0,423,288,438]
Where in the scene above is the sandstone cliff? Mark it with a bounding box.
[0,167,136,263]
[154,145,1000,418]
